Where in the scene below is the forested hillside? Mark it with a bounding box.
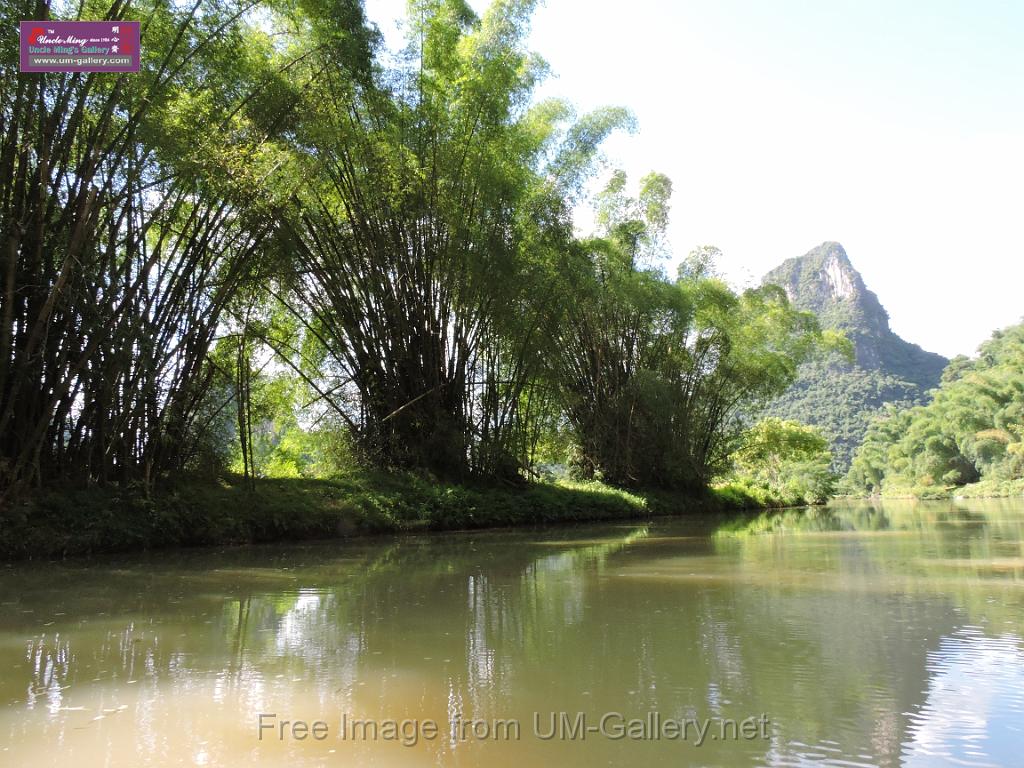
[763,242,947,469]
[848,322,1024,495]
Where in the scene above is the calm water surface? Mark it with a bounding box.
[2,499,1023,767]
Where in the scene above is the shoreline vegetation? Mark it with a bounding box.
[14,3,1021,559]
[1,0,845,561]
[1,473,805,561]
[9,472,1020,561]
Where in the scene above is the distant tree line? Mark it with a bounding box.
[848,322,1024,494]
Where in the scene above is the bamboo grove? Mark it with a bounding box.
[0,0,829,504]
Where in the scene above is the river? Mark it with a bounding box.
[2,498,1022,766]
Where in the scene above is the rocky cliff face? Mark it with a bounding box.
[762,242,948,469]
[763,242,946,386]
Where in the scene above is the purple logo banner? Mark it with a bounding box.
[20,20,140,73]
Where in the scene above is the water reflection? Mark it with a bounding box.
[902,628,1024,768]
[1,500,1022,766]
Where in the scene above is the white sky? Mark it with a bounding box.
[364,0,1024,358]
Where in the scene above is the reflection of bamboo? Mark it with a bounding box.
[231,595,251,684]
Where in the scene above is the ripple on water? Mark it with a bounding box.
[900,626,1024,767]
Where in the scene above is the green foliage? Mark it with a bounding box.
[848,322,1024,496]
[1,0,847,533]
[727,418,836,505]
[553,202,828,490]
[274,0,633,480]
[767,360,926,469]
[0,0,334,498]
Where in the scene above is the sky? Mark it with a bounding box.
[364,0,1024,358]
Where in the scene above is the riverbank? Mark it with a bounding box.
[0,471,795,560]
[852,477,1024,501]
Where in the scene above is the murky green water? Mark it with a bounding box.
[2,499,1023,767]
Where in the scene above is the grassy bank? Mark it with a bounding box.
[0,471,788,560]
